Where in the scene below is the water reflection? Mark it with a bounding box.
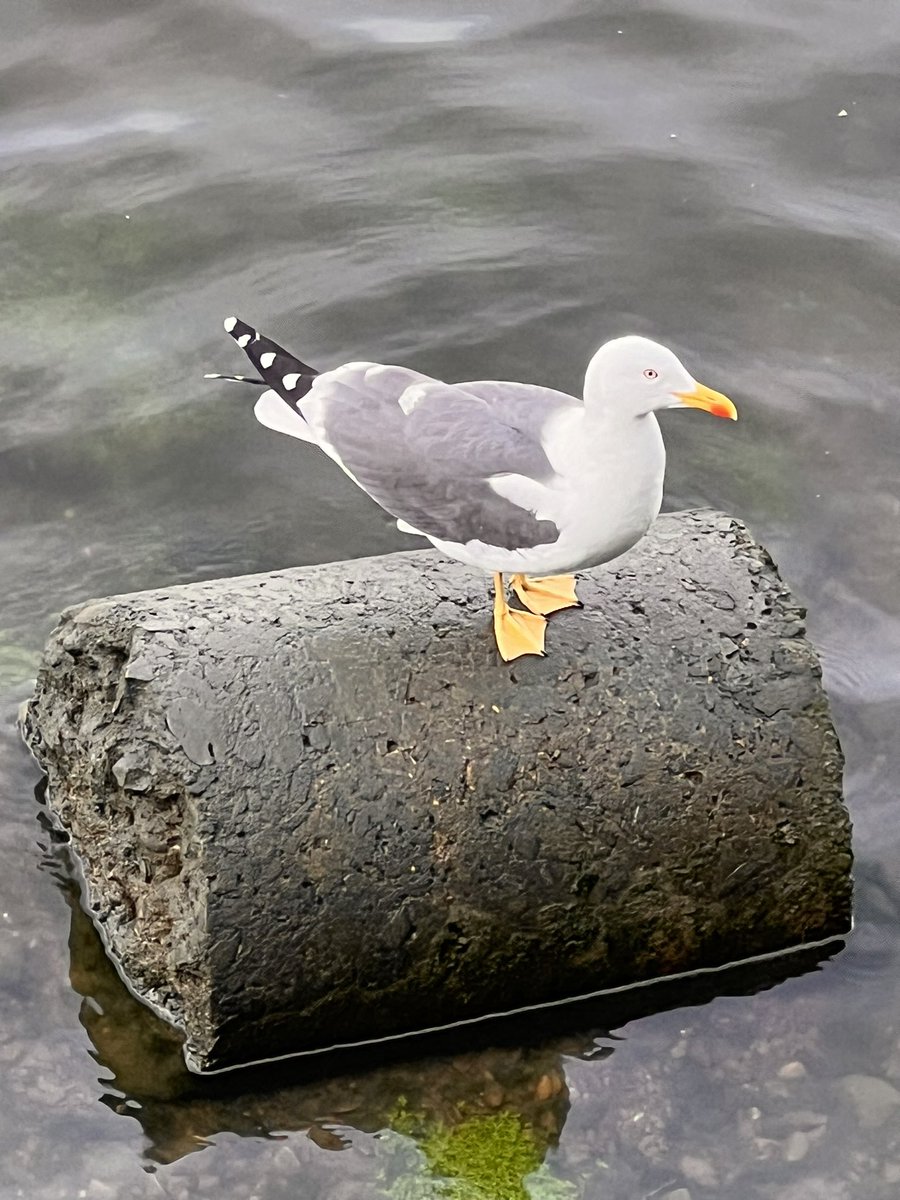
[59,831,840,1173]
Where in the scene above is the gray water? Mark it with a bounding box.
[3,0,900,1196]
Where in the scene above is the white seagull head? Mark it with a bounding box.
[584,335,737,421]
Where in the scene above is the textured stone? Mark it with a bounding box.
[782,1131,810,1162]
[837,1074,900,1129]
[23,512,852,1072]
[679,1154,719,1188]
[777,1060,808,1080]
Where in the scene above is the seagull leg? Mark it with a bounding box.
[492,572,546,661]
[510,573,581,616]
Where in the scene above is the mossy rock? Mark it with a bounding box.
[383,1107,576,1200]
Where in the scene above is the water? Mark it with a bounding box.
[3,0,900,1194]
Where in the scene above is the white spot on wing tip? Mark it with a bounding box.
[260,351,276,368]
[282,372,301,390]
[223,316,237,333]
[236,333,251,348]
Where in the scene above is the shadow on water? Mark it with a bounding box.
[45,790,844,1174]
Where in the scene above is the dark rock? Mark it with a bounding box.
[22,512,852,1072]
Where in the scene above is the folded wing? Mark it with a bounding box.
[299,365,580,551]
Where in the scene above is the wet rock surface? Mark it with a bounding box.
[23,512,851,1071]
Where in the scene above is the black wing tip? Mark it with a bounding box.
[221,314,319,403]
[223,315,257,348]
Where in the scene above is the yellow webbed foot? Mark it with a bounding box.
[510,573,581,616]
[494,606,547,661]
[492,572,547,661]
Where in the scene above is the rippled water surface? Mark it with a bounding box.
[4,1,900,1196]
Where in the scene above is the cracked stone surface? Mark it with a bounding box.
[22,511,852,1071]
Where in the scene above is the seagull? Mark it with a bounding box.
[207,318,736,661]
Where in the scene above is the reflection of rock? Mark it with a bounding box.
[66,878,188,1105]
[26,514,851,1071]
[67,896,570,1166]
[65,875,841,1176]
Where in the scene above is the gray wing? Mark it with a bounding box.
[299,364,581,551]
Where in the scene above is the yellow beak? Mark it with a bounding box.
[673,381,738,421]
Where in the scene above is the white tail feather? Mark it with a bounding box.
[397,519,425,536]
[253,390,318,444]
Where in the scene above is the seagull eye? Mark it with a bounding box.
[643,368,658,380]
